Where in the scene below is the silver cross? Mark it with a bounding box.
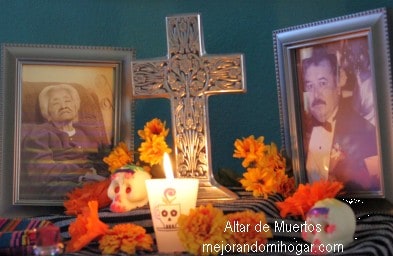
[131,13,246,200]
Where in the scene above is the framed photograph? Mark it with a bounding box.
[0,44,134,215]
[273,8,393,202]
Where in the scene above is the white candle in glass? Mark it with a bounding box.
[145,153,199,253]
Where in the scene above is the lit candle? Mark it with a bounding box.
[145,153,199,253]
[163,152,175,179]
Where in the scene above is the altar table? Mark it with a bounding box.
[24,187,393,255]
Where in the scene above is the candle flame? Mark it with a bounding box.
[163,153,174,180]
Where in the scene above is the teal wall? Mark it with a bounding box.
[1,0,392,177]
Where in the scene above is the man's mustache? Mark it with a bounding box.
[311,99,326,107]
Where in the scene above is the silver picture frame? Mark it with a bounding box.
[273,8,393,205]
[0,44,134,216]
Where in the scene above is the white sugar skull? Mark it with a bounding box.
[302,198,356,253]
[107,168,151,213]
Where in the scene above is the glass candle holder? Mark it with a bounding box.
[33,225,64,256]
[145,178,199,253]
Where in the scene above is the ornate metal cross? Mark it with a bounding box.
[131,14,245,200]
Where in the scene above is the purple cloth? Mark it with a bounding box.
[20,122,103,200]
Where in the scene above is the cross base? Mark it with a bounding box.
[197,181,238,201]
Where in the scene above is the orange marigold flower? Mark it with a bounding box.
[233,135,265,168]
[98,223,153,255]
[277,175,296,198]
[64,179,112,216]
[178,204,228,255]
[138,118,169,140]
[257,142,286,171]
[276,180,344,220]
[138,135,172,166]
[226,210,272,247]
[66,201,109,253]
[103,142,133,173]
[240,167,278,198]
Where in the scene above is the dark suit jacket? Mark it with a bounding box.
[304,98,380,192]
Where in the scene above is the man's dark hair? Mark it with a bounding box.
[302,47,337,77]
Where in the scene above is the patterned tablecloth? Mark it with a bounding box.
[26,187,393,255]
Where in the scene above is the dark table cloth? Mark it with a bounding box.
[29,187,393,255]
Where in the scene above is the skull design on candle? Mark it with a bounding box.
[302,198,356,253]
[107,167,151,213]
[155,188,180,230]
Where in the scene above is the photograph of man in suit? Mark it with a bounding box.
[300,45,381,192]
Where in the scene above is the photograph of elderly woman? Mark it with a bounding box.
[19,64,115,202]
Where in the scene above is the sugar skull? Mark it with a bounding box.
[107,168,151,213]
[302,198,356,254]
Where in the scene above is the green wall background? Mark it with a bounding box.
[1,0,392,178]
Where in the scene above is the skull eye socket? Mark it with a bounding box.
[114,186,120,193]
[161,210,168,217]
[171,209,178,217]
[126,187,131,194]
[324,224,336,234]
